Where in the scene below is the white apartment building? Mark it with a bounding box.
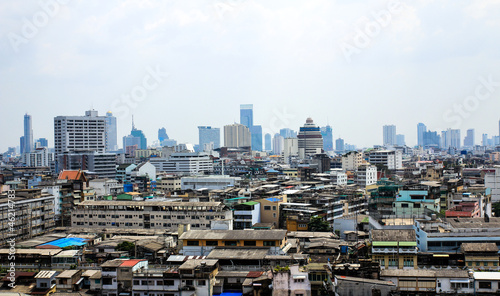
[485,166,500,202]
[342,151,362,171]
[368,150,403,170]
[71,200,232,231]
[356,165,377,187]
[149,152,213,175]
[181,175,241,190]
[329,169,348,186]
[54,110,107,156]
[22,147,53,167]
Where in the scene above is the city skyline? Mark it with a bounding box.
[1,1,500,151]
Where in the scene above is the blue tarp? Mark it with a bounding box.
[40,237,87,248]
[214,293,243,296]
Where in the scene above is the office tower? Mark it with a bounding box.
[280,128,297,138]
[464,129,475,147]
[336,138,345,153]
[250,125,263,151]
[298,118,323,159]
[483,134,489,147]
[123,119,147,151]
[158,127,169,142]
[265,133,272,151]
[423,131,440,148]
[321,125,333,152]
[22,113,33,154]
[198,126,220,150]
[105,111,118,151]
[272,133,284,155]
[383,125,397,146]
[35,138,48,148]
[441,129,461,149]
[20,136,25,155]
[54,110,107,157]
[396,134,406,146]
[417,123,427,147]
[240,104,253,128]
[224,123,251,148]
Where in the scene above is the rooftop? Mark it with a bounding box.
[207,248,269,260]
[371,229,416,242]
[179,259,219,270]
[179,229,287,241]
[462,242,498,253]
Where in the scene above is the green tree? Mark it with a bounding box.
[308,216,332,232]
[116,241,135,256]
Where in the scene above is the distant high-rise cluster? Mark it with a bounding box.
[105,111,118,152]
[20,113,33,154]
[224,123,251,148]
[383,125,396,146]
[198,126,220,151]
[321,125,333,152]
[240,104,262,151]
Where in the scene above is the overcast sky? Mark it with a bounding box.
[2,0,500,152]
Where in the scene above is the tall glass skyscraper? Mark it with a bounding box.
[383,125,397,146]
[240,104,253,128]
[417,123,427,147]
[105,111,118,151]
[198,126,220,150]
[158,128,169,142]
[264,133,272,151]
[321,125,333,152]
[22,113,33,154]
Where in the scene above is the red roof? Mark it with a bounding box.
[120,259,147,267]
[1,272,36,281]
[247,271,263,278]
[58,170,87,181]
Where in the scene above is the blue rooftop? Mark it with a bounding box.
[40,237,88,248]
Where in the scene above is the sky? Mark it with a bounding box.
[1,0,500,152]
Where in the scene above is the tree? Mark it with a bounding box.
[116,241,135,256]
[308,216,332,232]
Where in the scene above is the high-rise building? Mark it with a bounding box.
[464,129,475,147]
[335,138,345,153]
[54,110,107,157]
[57,150,116,178]
[280,128,297,138]
[22,147,53,167]
[224,123,251,148]
[298,118,323,159]
[123,119,147,150]
[35,138,48,148]
[158,127,169,143]
[250,125,263,151]
[483,134,489,147]
[264,133,272,151]
[383,125,396,146]
[417,123,427,147]
[441,129,461,149]
[272,133,284,155]
[423,131,440,148]
[240,104,253,128]
[22,113,33,154]
[321,125,333,152]
[105,111,118,151]
[198,126,220,150]
[396,134,406,146]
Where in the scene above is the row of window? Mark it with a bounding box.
[73,214,223,220]
[186,240,276,247]
[132,279,206,286]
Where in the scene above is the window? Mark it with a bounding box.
[401,203,409,208]
[264,241,276,246]
[273,213,277,218]
[185,280,193,286]
[273,206,277,210]
[244,241,256,246]
[225,241,237,246]
[476,262,480,266]
[156,280,163,285]
[187,241,199,246]
[264,206,271,210]
[206,241,218,246]
[468,262,472,266]
[133,280,139,285]
[479,281,492,289]
[294,279,304,283]
[197,280,206,286]
[414,204,421,208]
[164,280,174,286]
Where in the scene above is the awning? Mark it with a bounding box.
[399,242,417,247]
[293,275,306,279]
[373,241,397,247]
[433,254,449,258]
[450,279,470,283]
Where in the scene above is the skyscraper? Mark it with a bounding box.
[298,118,323,159]
[250,125,263,151]
[483,134,489,146]
[464,129,475,147]
[22,113,33,154]
[335,138,345,153]
[105,111,118,151]
[54,110,107,157]
[198,126,220,150]
[280,128,297,138]
[224,123,251,148]
[441,129,461,149]
[240,104,253,128]
[35,138,48,148]
[321,125,333,152]
[417,123,427,147]
[272,133,284,155]
[158,127,169,143]
[423,131,440,148]
[123,119,147,150]
[383,125,396,146]
[264,133,272,151]
[396,134,406,146]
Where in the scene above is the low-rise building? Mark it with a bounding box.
[462,243,499,270]
[371,229,417,269]
[55,270,83,292]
